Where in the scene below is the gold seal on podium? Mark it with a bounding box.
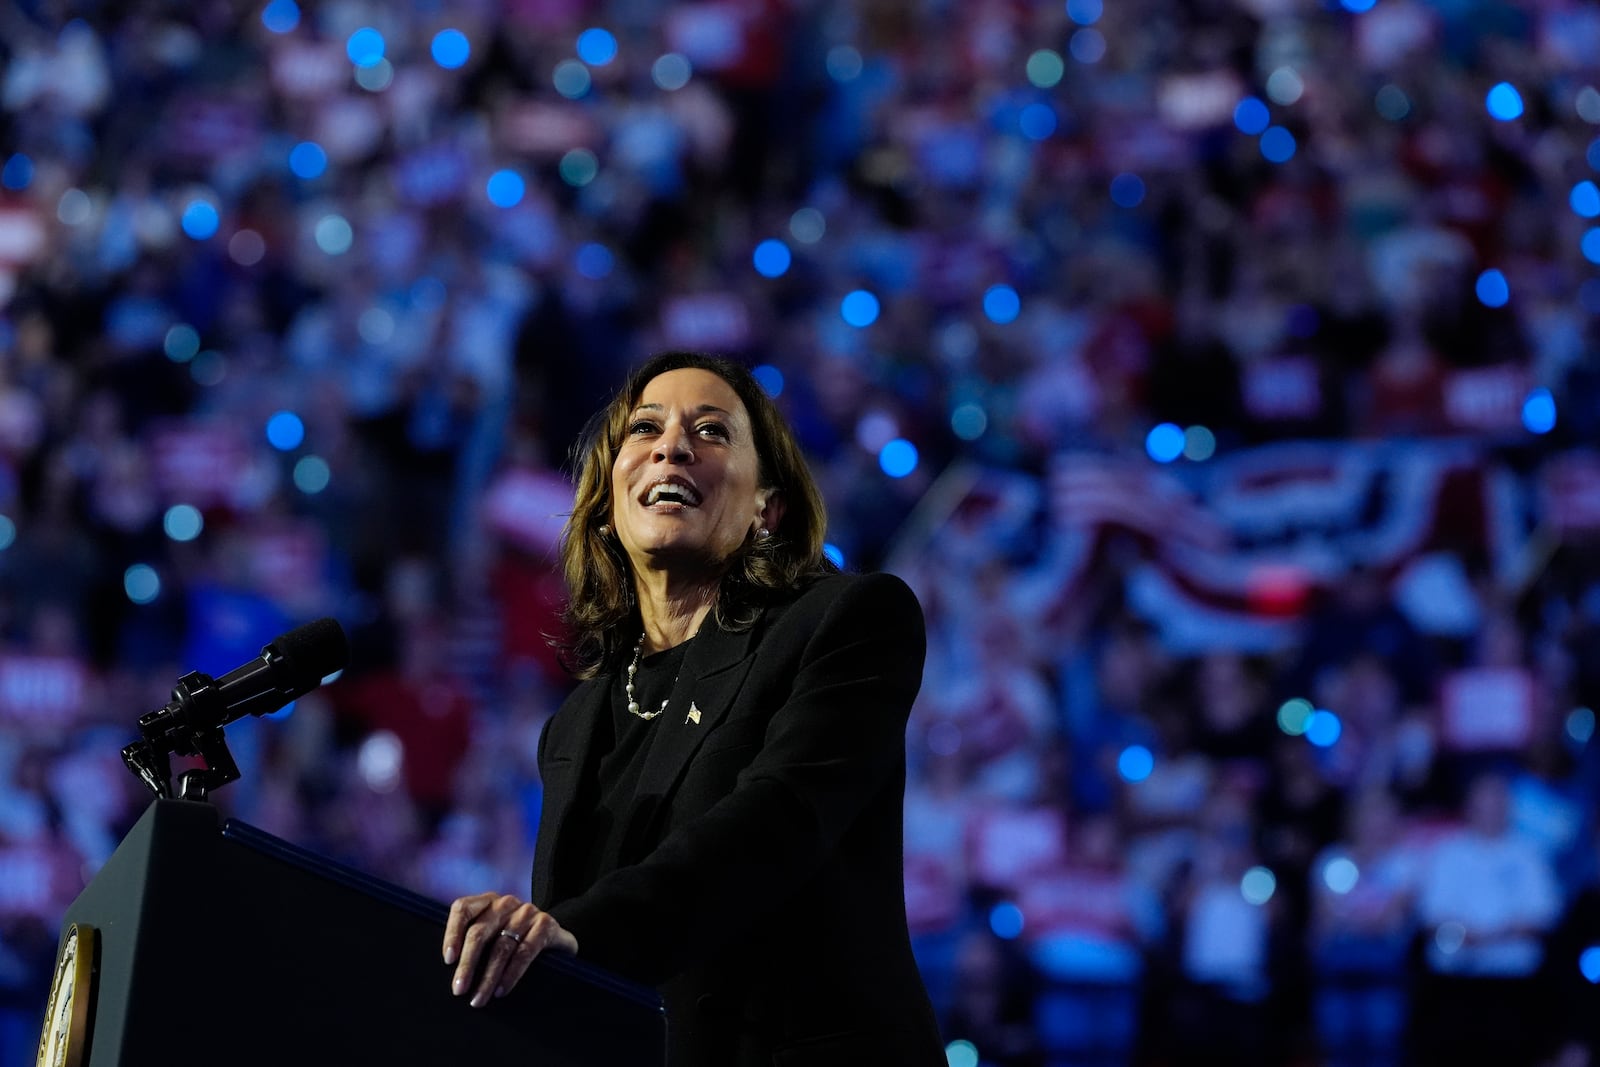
[37,923,97,1067]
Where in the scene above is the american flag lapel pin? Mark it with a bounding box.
[687,703,702,725]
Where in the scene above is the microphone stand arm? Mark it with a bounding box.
[120,671,243,802]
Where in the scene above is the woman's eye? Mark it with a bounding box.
[697,422,729,438]
[627,420,657,435]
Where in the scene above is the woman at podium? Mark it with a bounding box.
[442,352,946,1065]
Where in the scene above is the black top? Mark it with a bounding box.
[568,640,691,894]
[534,573,945,1067]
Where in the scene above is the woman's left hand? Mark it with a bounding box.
[442,892,579,1008]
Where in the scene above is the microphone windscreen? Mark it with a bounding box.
[268,617,349,693]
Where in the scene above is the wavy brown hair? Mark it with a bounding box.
[559,352,834,678]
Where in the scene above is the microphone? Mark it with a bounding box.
[121,618,349,799]
[187,616,350,728]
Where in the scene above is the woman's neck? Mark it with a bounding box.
[634,571,718,653]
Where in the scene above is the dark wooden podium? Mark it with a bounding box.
[46,799,665,1066]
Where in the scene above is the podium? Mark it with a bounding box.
[43,799,666,1066]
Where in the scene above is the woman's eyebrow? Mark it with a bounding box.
[632,403,734,417]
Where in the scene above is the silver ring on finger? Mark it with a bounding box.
[500,928,523,943]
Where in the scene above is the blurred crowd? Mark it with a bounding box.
[2,0,1600,1063]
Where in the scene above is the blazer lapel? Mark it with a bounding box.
[632,618,758,805]
[531,678,607,907]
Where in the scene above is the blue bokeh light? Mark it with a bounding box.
[1110,172,1146,208]
[1375,84,1411,121]
[486,170,526,208]
[1234,97,1270,136]
[1581,946,1600,984]
[181,201,220,240]
[1523,388,1557,434]
[1571,181,1600,219]
[577,27,619,66]
[347,27,385,68]
[823,543,845,568]
[163,504,204,542]
[879,439,919,478]
[983,284,1021,324]
[753,364,784,397]
[1069,28,1106,64]
[1145,423,1185,463]
[1,153,34,191]
[1241,867,1278,906]
[1019,103,1057,141]
[261,0,300,33]
[1306,710,1343,748]
[753,239,792,278]
[575,243,614,279]
[1066,0,1103,25]
[266,411,306,451]
[553,59,592,98]
[1583,227,1600,265]
[0,515,16,552]
[989,902,1025,940]
[1323,856,1360,895]
[1118,745,1154,783]
[1475,269,1510,308]
[1261,126,1297,163]
[1568,707,1596,744]
[124,564,161,605]
[289,141,328,180]
[1486,82,1524,121]
[1184,425,1218,461]
[432,29,470,69]
[1235,870,1273,908]
[951,403,988,441]
[164,324,200,363]
[1590,139,1600,171]
[1339,0,1377,11]
[559,149,599,187]
[1278,698,1315,735]
[652,53,692,91]
[841,289,880,327]
[1026,50,1066,89]
[314,214,353,255]
[826,46,864,83]
[294,455,331,494]
[946,1041,980,1067]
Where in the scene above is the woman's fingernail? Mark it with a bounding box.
[444,947,457,965]
[470,993,485,1008]
[495,985,506,998]
[452,977,465,995]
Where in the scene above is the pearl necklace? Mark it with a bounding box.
[624,634,670,719]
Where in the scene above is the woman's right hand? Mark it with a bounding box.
[442,892,579,1008]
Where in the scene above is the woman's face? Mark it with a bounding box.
[610,368,776,582]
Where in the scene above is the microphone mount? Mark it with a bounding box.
[122,670,243,802]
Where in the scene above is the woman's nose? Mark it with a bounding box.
[653,426,693,462]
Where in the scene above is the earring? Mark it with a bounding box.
[757,527,770,539]
[597,524,612,537]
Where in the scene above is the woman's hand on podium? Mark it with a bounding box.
[443,892,579,1008]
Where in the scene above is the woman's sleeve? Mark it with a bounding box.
[547,572,925,983]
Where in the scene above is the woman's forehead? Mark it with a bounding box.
[633,367,748,417]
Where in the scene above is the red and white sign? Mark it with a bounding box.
[0,654,88,729]
[484,467,571,555]
[149,423,252,507]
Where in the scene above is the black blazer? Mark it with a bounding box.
[533,572,945,1067]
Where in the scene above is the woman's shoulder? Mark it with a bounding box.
[764,570,922,629]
